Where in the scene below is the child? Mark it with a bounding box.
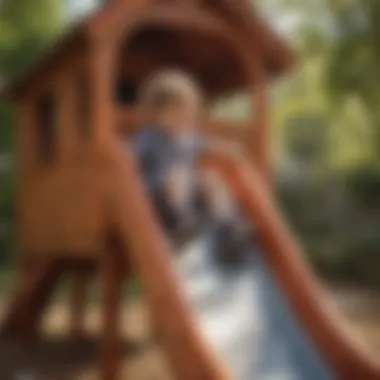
[131,70,251,266]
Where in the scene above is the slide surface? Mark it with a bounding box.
[111,144,380,380]
[177,234,333,380]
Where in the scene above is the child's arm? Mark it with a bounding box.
[192,134,241,218]
[163,165,188,212]
[192,133,242,160]
[204,138,242,158]
[197,168,238,221]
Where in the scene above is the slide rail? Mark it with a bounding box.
[105,139,231,380]
[206,153,380,380]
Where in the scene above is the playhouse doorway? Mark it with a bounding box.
[122,27,246,94]
[115,23,249,136]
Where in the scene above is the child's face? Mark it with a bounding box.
[158,100,200,135]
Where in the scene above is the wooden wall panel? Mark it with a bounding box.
[16,48,104,259]
[19,168,105,258]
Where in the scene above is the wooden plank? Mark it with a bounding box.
[69,272,91,340]
[108,142,230,380]
[100,249,123,380]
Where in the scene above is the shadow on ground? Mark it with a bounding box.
[0,336,148,380]
[0,287,379,380]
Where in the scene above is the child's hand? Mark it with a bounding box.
[207,140,242,160]
[198,169,236,219]
[164,166,190,211]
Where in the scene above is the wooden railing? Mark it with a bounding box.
[115,106,251,143]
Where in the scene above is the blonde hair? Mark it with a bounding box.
[138,70,202,114]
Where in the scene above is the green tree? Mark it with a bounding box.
[325,0,380,156]
[0,0,64,76]
[261,0,380,285]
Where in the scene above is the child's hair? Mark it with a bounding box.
[138,69,202,114]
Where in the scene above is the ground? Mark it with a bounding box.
[0,285,379,380]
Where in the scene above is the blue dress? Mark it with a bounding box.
[130,125,252,266]
[130,125,206,235]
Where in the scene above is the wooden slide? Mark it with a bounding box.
[108,143,380,380]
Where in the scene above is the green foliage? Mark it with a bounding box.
[0,0,64,76]
[284,113,328,163]
[265,0,380,287]
[344,166,380,207]
[0,170,14,265]
[325,0,380,155]
[0,105,13,151]
[341,225,380,287]
[278,171,380,287]
[326,0,380,101]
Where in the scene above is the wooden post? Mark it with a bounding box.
[257,67,270,185]
[9,260,61,343]
[17,261,38,345]
[90,43,117,151]
[100,250,123,380]
[58,74,77,165]
[248,61,270,187]
[89,39,120,380]
[69,272,90,340]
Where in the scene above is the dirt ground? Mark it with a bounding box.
[0,286,380,380]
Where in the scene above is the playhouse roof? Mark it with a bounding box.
[2,0,295,99]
